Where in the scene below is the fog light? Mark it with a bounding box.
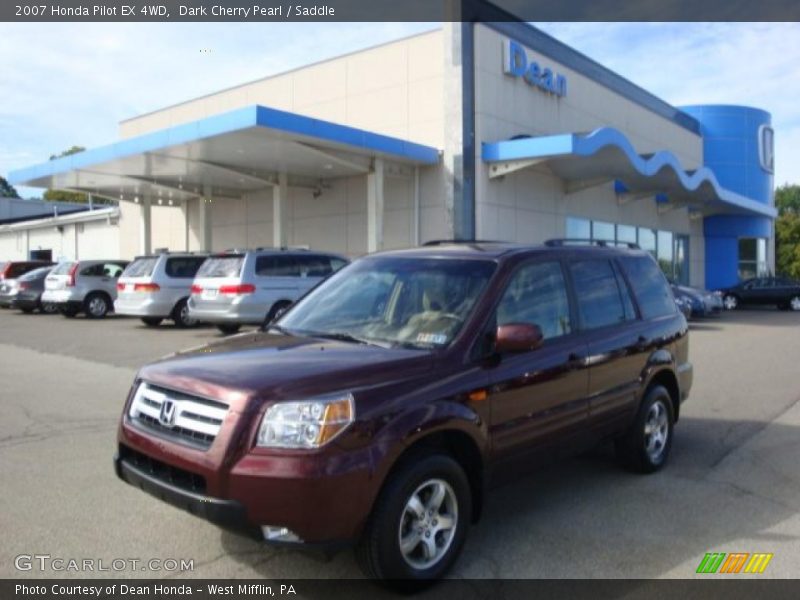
[261,526,302,543]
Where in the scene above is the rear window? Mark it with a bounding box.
[122,257,158,278]
[196,256,244,278]
[618,255,676,320]
[19,267,52,281]
[51,262,75,275]
[165,256,207,278]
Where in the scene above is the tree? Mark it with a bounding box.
[42,146,114,205]
[0,175,19,198]
[775,184,800,278]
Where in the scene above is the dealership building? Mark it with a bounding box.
[7,21,776,289]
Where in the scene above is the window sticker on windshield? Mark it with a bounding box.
[417,333,447,345]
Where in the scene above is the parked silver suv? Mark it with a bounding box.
[43,259,129,318]
[115,252,209,327]
[188,248,348,334]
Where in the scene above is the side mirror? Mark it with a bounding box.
[495,323,544,353]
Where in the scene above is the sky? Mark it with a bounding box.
[1,22,798,199]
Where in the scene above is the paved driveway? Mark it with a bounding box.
[1,308,799,580]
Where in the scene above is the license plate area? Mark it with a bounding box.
[202,288,218,300]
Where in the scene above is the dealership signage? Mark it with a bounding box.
[503,39,567,98]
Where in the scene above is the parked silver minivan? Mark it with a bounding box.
[188,248,348,334]
[115,252,209,327]
[43,259,129,318]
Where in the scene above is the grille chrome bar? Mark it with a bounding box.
[128,382,228,449]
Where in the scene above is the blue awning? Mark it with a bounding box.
[9,105,440,203]
[482,127,776,219]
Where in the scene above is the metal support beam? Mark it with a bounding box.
[617,191,653,205]
[413,166,420,247]
[488,158,546,179]
[199,185,213,251]
[367,158,385,253]
[657,201,685,215]
[273,172,289,249]
[295,143,371,174]
[139,196,152,255]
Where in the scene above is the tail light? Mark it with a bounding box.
[0,264,10,279]
[116,283,125,291]
[19,282,30,291]
[190,284,203,295]
[66,263,79,287]
[133,283,160,292]
[219,283,256,295]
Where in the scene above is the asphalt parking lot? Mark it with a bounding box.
[1,308,800,581]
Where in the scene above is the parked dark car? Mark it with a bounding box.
[670,283,723,318]
[5,266,57,313]
[0,261,55,309]
[719,277,800,311]
[114,241,692,585]
[674,295,693,320]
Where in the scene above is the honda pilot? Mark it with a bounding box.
[115,241,692,585]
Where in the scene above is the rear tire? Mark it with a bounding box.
[19,307,34,314]
[615,384,674,474]
[141,317,163,327]
[84,293,111,319]
[356,453,471,588]
[216,324,241,335]
[61,307,79,318]
[42,302,58,314]
[171,298,197,328]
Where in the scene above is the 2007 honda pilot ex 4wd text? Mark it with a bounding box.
[115,241,692,585]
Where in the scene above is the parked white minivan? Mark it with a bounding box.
[188,248,348,334]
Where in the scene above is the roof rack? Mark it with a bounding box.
[422,239,506,246]
[544,238,640,249]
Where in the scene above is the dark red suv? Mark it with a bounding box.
[115,241,692,584]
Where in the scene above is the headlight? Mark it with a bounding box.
[256,393,355,449]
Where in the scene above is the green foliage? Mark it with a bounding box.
[775,185,800,278]
[775,183,800,216]
[0,175,19,198]
[42,146,113,205]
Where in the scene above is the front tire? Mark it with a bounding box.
[615,385,674,474]
[216,324,241,335]
[723,294,738,310]
[790,295,800,312]
[141,317,163,327]
[262,300,291,330]
[356,453,471,587]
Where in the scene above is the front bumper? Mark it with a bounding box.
[114,451,260,540]
[116,419,377,546]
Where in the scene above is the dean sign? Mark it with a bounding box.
[503,39,567,98]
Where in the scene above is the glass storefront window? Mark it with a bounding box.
[638,228,656,256]
[657,230,674,279]
[617,225,637,245]
[566,217,591,240]
[592,221,615,243]
[674,235,690,285]
[738,238,768,280]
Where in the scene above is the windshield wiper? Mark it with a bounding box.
[306,331,391,349]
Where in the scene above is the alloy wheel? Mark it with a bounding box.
[723,295,738,310]
[791,296,800,311]
[643,400,670,463]
[397,479,458,570]
[88,296,107,317]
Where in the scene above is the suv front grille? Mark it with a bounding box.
[119,444,206,494]
[128,382,228,450]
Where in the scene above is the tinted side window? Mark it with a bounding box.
[569,259,628,330]
[80,264,104,277]
[255,255,301,277]
[297,255,333,277]
[618,255,676,320]
[496,261,572,340]
[165,257,207,278]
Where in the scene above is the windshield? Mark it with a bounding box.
[278,257,496,349]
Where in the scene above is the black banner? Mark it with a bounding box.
[4,579,800,600]
[2,0,800,22]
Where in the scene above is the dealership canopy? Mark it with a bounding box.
[482,127,777,219]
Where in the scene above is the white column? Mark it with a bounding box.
[367,158,385,253]
[199,185,212,251]
[273,172,288,248]
[139,197,152,255]
[182,200,190,251]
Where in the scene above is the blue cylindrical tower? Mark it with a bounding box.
[680,105,774,289]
